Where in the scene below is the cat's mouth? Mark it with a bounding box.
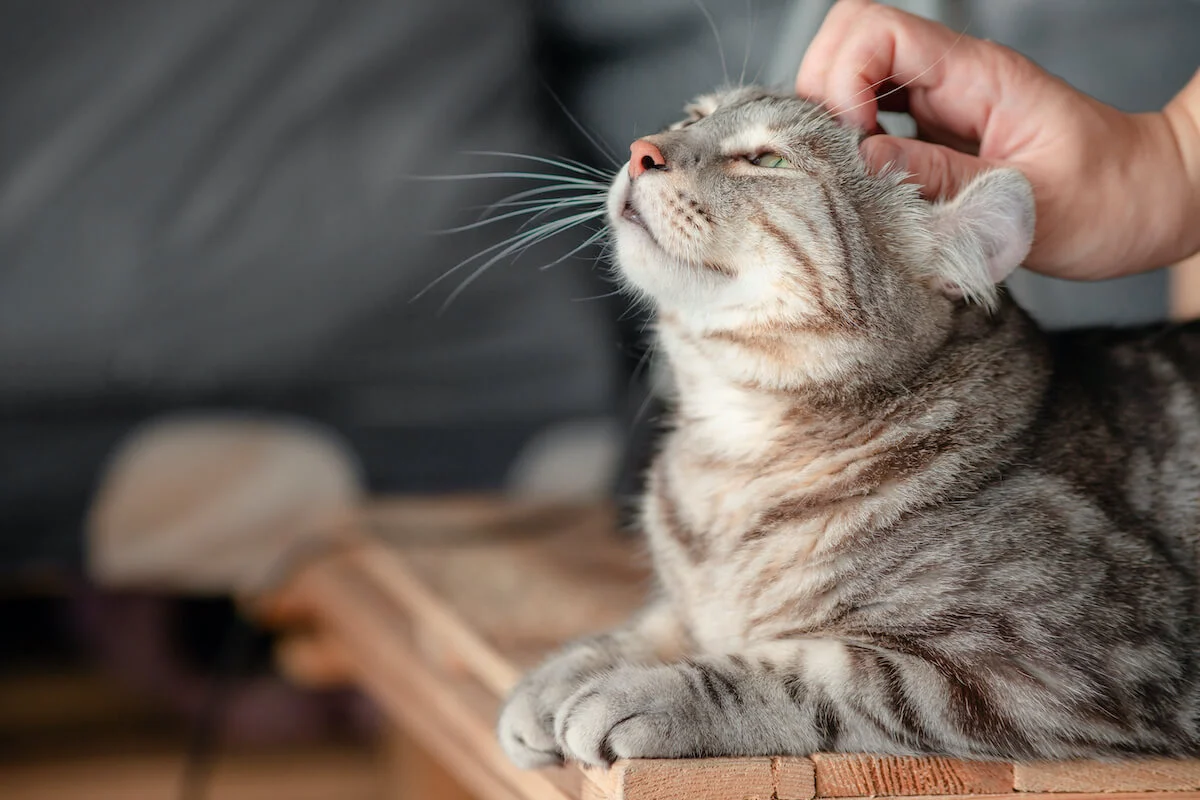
[620,197,663,250]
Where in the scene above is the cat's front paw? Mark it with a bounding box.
[554,664,704,767]
[497,647,609,768]
[497,681,563,768]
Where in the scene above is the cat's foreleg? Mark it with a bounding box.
[497,600,687,768]
[550,637,1086,765]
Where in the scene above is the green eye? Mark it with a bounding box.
[751,153,793,169]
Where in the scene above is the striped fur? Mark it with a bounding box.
[498,88,1200,768]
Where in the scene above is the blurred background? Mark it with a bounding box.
[1,1,1197,798]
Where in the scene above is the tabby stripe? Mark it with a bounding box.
[685,660,745,709]
[812,689,842,750]
[910,644,1034,754]
[845,647,913,741]
[653,459,707,562]
[814,178,868,328]
[758,216,848,330]
[864,647,938,750]
[783,674,843,751]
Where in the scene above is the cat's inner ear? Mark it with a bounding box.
[927,168,1036,306]
[670,94,721,130]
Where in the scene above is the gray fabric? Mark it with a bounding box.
[0,1,617,424]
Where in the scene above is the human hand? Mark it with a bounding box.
[796,0,1200,280]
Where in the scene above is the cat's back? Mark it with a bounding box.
[1031,318,1200,559]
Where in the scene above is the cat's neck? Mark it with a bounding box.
[654,300,1049,469]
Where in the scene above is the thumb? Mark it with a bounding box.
[860,135,992,200]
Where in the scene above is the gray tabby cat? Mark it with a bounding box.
[498,86,1200,767]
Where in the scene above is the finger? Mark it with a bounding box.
[860,135,993,200]
[802,4,989,132]
[796,0,875,100]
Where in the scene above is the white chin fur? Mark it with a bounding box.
[607,170,722,310]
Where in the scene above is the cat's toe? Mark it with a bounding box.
[497,688,563,768]
[554,666,697,766]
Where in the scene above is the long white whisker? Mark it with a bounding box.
[436,196,607,234]
[693,0,729,87]
[738,0,755,87]
[822,44,889,115]
[485,193,609,211]
[415,209,606,304]
[572,288,624,303]
[475,183,609,220]
[538,79,623,167]
[538,227,609,271]
[437,211,608,310]
[830,22,969,120]
[408,171,605,186]
[464,150,614,180]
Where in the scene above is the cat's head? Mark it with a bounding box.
[606,87,1035,389]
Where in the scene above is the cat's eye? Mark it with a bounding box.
[750,152,794,169]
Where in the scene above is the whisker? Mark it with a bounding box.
[463,150,614,180]
[437,211,608,310]
[485,193,609,211]
[829,21,970,120]
[693,0,729,87]
[538,78,623,167]
[475,182,609,220]
[415,208,606,306]
[408,170,606,187]
[821,43,888,115]
[436,195,608,234]
[514,199,605,235]
[738,0,755,88]
[572,288,625,303]
[537,227,609,271]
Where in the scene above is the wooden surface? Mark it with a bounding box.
[1014,758,1200,793]
[810,754,1012,798]
[585,758,815,800]
[258,496,1200,800]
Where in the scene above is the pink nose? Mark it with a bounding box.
[629,139,667,179]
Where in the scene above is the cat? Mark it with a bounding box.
[497,86,1200,768]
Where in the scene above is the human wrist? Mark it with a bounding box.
[1161,69,1200,264]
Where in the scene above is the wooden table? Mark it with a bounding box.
[254,496,1200,800]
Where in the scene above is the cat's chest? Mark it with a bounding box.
[645,447,845,651]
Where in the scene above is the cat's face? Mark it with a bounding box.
[607,87,1035,386]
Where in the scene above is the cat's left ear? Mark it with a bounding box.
[928,168,1036,305]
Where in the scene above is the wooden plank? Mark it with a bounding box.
[841,795,1200,800]
[290,554,578,800]
[349,544,523,695]
[1014,758,1200,793]
[3,744,386,800]
[585,757,815,800]
[274,630,355,688]
[385,727,477,800]
[811,753,1013,797]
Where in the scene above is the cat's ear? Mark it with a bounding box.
[927,168,1035,307]
[670,94,721,130]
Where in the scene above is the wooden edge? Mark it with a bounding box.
[288,554,578,800]
[347,543,523,696]
[847,795,1200,800]
[273,630,355,688]
[585,757,815,800]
